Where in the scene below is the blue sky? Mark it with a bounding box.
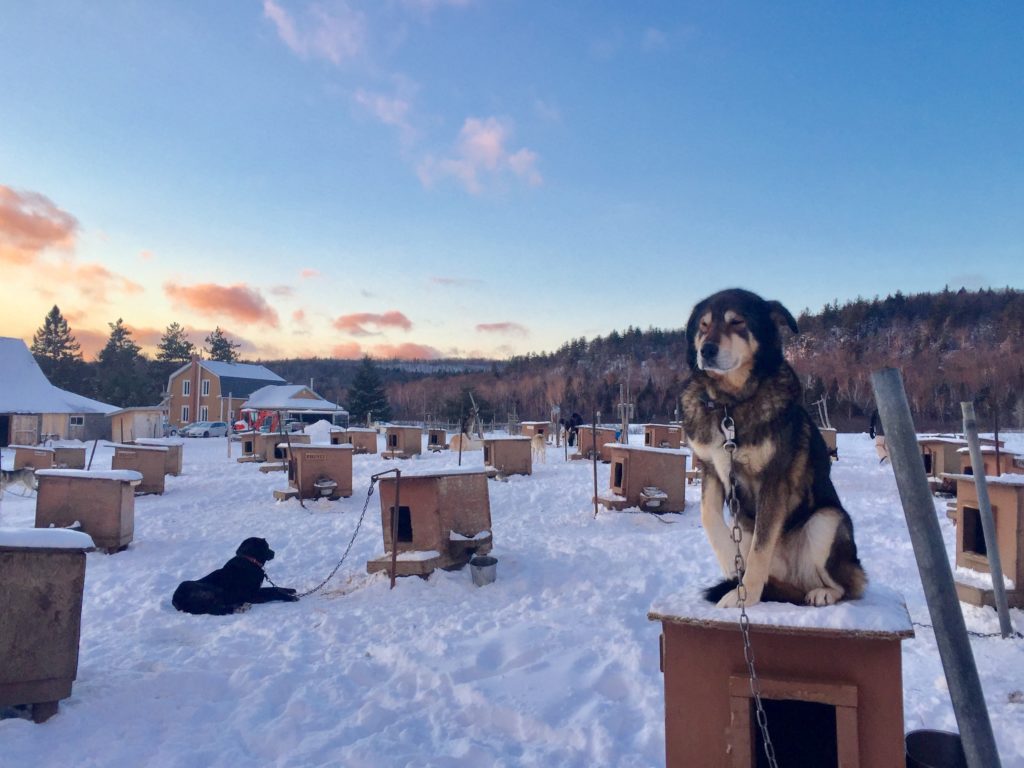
[2,1,1021,360]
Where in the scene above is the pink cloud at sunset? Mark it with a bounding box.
[370,342,442,360]
[0,185,78,265]
[476,321,528,336]
[164,282,280,327]
[292,309,307,323]
[263,0,365,65]
[300,268,321,279]
[333,310,412,336]
[72,262,144,302]
[417,117,542,194]
[331,341,363,359]
[139,250,155,262]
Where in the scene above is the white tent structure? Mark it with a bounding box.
[0,337,117,445]
[240,384,348,431]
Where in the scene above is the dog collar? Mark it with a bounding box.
[241,555,265,570]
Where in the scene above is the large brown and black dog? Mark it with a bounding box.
[681,288,866,608]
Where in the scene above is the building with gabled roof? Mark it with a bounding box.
[0,337,116,446]
[166,358,285,428]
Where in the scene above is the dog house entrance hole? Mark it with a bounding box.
[483,446,491,463]
[388,434,399,448]
[962,505,987,557]
[613,461,625,491]
[644,432,652,445]
[922,452,932,474]
[390,505,413,543]
[754,698,838,768]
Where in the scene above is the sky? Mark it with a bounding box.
[1,2,1022,362]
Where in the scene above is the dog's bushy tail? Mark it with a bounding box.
[703,578,807,605]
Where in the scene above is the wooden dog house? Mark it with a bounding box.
[958,446,1024,478]
[35,469,142,552]
[644,424,684,450]
[273,444,353,502]
[338,427,378,454]
[572,426,620,462]
[483,436,532,477]
[519,421,549,439]
[819,427,839,461]
[52,445,86,469]
[649,586,913,768]
[383,426,422,459]
[949,473,1024,608]
[366,469,493,578]
[427,429,448,452]
[918,436,968,494]
[238,431,311,463]
[111,443,168,494]
[0,528,94,722]
[11,445,54,471]
[134,437,184,476]
[596,444,687,513]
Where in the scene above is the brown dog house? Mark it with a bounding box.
[819,427,839,461]
[649,586,913,767]
[950,473,1024,608]
[12,445,55,471]
[596,444,687,513]
[34,469,142,552]
[111,443,168,494]
[273,444,353,501]
[383,426,423,459]
[134,437,184,476]
[0,528,94,723]
[572,426,620,462]
[917,436,968,494]
[366,469,493,578]
[427,429,448,452]
[958,446,1023,478]
[52,445,87,469]
[644,424,684,449]
[483,436,532,476]
[519,421,548,439]
[340,427,378,454]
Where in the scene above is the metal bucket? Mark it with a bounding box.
[905,730,967,768]
[469,555,497,587]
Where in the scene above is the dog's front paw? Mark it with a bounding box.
[716,588,760,609]
[805,587,842,606]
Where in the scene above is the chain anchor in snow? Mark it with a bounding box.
[721,408,779,768]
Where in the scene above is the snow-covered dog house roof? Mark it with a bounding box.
[956,445,1023,478]
[367,468,493,578]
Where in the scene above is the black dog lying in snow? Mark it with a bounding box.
[172,537,299,615]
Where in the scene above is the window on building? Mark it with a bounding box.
[183,379,191,396]
[201,379,210,396]
[69,415,85,427]
[182,405,190,423]
[200,406,209,421]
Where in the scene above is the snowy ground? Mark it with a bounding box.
[2,429,1024,767]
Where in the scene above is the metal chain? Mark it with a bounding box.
[264,477,378,598]
[721,410,779,768]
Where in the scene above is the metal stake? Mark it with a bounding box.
[872,368,1002,768]
[592,410,599,518]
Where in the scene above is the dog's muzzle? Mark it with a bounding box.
[699,342,720,369]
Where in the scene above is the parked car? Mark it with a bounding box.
[182,421,229,438]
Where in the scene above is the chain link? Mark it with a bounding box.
[722,408,779,768]
[264,478,378,599]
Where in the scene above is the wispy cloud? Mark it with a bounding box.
[333,310,412,336]
[269,285,294,297]
[476,321,528,336]
[139,249,155,262]
[417,117,542,194]
[164,282,280,327]
[0,185,78,265]
[300,267,321,279]
[263,0,366,65]
[69,262,144,302]
[430,275,483,287]
[354,86,416,144]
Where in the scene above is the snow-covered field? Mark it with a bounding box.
[2,429,1024,767]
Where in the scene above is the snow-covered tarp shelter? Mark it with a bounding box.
[0,337,116,446]
[240,384,349,431]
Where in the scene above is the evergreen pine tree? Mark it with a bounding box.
[95,319,152,407]
[31,305,84,390]
[347,356,391,424]
[205,327,240,362]
[157,322,196,362]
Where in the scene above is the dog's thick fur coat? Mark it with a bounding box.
[172,537,298,615]
[681,288,866,607]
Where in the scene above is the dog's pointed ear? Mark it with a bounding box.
[767,300,798,334]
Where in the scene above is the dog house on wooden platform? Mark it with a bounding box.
[958,446,1024,478]
[0,528,94,723]
[918,437,968,494]
[596,444,687,513]
[11,445,54,471]
[339,427,378,454]
[52,444,86,469]
[649,586,913,768]
[519,421,549,439]
[111,443,168,495]
[572,426,620,462]
[383,426,422,459]
[273,444,353,502]
[134,437,184,476]
[644,424,684,450]
[35,469,142,552]
[948,473,1024,608]
[483,436,532,477]
[239,432,312,462]
[366,469,493,578]
[427,429,448,452]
